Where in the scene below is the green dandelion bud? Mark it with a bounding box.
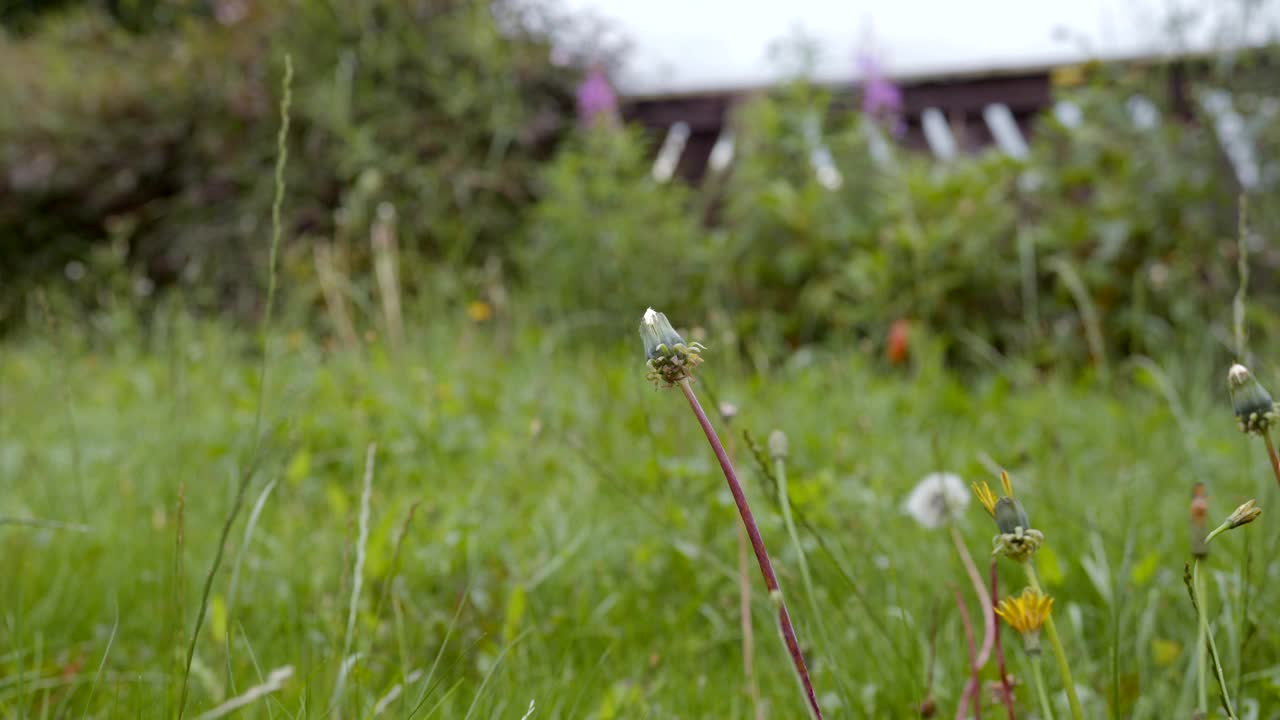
[1205,499,1262,545]
[1226,498,1262,529]
[640,307,685,360]
[768,429,789,459]
[639,308,705,387]
[1228,363,1277,434]
[994,496,1031,535]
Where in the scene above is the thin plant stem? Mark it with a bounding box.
[677,379,822,719]
[951,526,993,719]
[1023,563,1083,720]
[991,560,1016,720]
[1030,657,1056,720]
[177,55,292,720]
[953,588,980,720]
[1262,433,1280,488]
[1188,559,1237,719]
[1234,193,1250,362]
[951,526,995,665]
[1235,533,1251,704]
[775,452,832,661]
[737,523,764,720]
[1197,560,1208,715]
[725,428,763,720]
[740,429,916,683]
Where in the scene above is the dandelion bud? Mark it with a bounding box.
[639,308,705,386]
[768,429,789,459]
[1228,363,1276,434]
[640,308,685,360]
[1205,498,1263,544]
[994,497,1031,535]
[1225,498,1261,529]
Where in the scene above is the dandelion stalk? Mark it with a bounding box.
[1190,482,1210,717]
[642,308,821,718]
[1195,559,1210,717]
[1023,563,1083,720]
[990,560,1016,720]
[951,525,994,717]
[1030,657,1055,720]
[1185,560,1236,719]
[1186,498,1259,720]
[678,378,822,719]
[1262,433,1280,488]
[953,587,980,719]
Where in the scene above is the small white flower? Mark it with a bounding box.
[903,472,969,529]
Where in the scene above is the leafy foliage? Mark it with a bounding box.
[0,0,583,323]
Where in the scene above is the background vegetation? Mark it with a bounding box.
[4,0,1280,718]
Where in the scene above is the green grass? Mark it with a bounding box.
[3,306,1279,718]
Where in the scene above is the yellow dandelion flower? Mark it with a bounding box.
[972,481,998,518]
[995,588,1054,654]
[467,300,493,322]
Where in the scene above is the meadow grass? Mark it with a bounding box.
[2,305,1278,718]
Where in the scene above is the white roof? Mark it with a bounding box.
[556,0,1278,97]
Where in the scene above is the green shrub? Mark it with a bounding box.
[708,78,1248,368]
[522,125,707,325]
[718,82,881,345]
[0,0,584,325]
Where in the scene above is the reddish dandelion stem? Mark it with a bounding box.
[678,379,823,719]
[992,559,1016,720]
[1263,433,1280,488]
[954,588,981,720]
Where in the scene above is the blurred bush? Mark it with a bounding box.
[717,83,881,345]
[2,2,1275,370]
[523,124,706,324]
[0,0,582,323]
[526,74,1263,369]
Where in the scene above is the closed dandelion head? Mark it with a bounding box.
[1226,498,1262,529]
[976,471,1044,561]
[904,472,969,529]
[1228,363,1277,434]
[1206,498,1263,544]
[768,429,789,459]
[640,308,705,387]
[993,496,1032,535]
[995,588,1054,655]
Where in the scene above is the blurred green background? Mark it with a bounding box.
[5,1,1280,718]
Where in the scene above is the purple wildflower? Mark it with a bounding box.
[576,65,618,127]
[857,52,906,137]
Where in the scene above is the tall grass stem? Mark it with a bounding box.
[177,53,291,720]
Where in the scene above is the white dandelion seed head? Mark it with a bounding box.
[903,472,969,529]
